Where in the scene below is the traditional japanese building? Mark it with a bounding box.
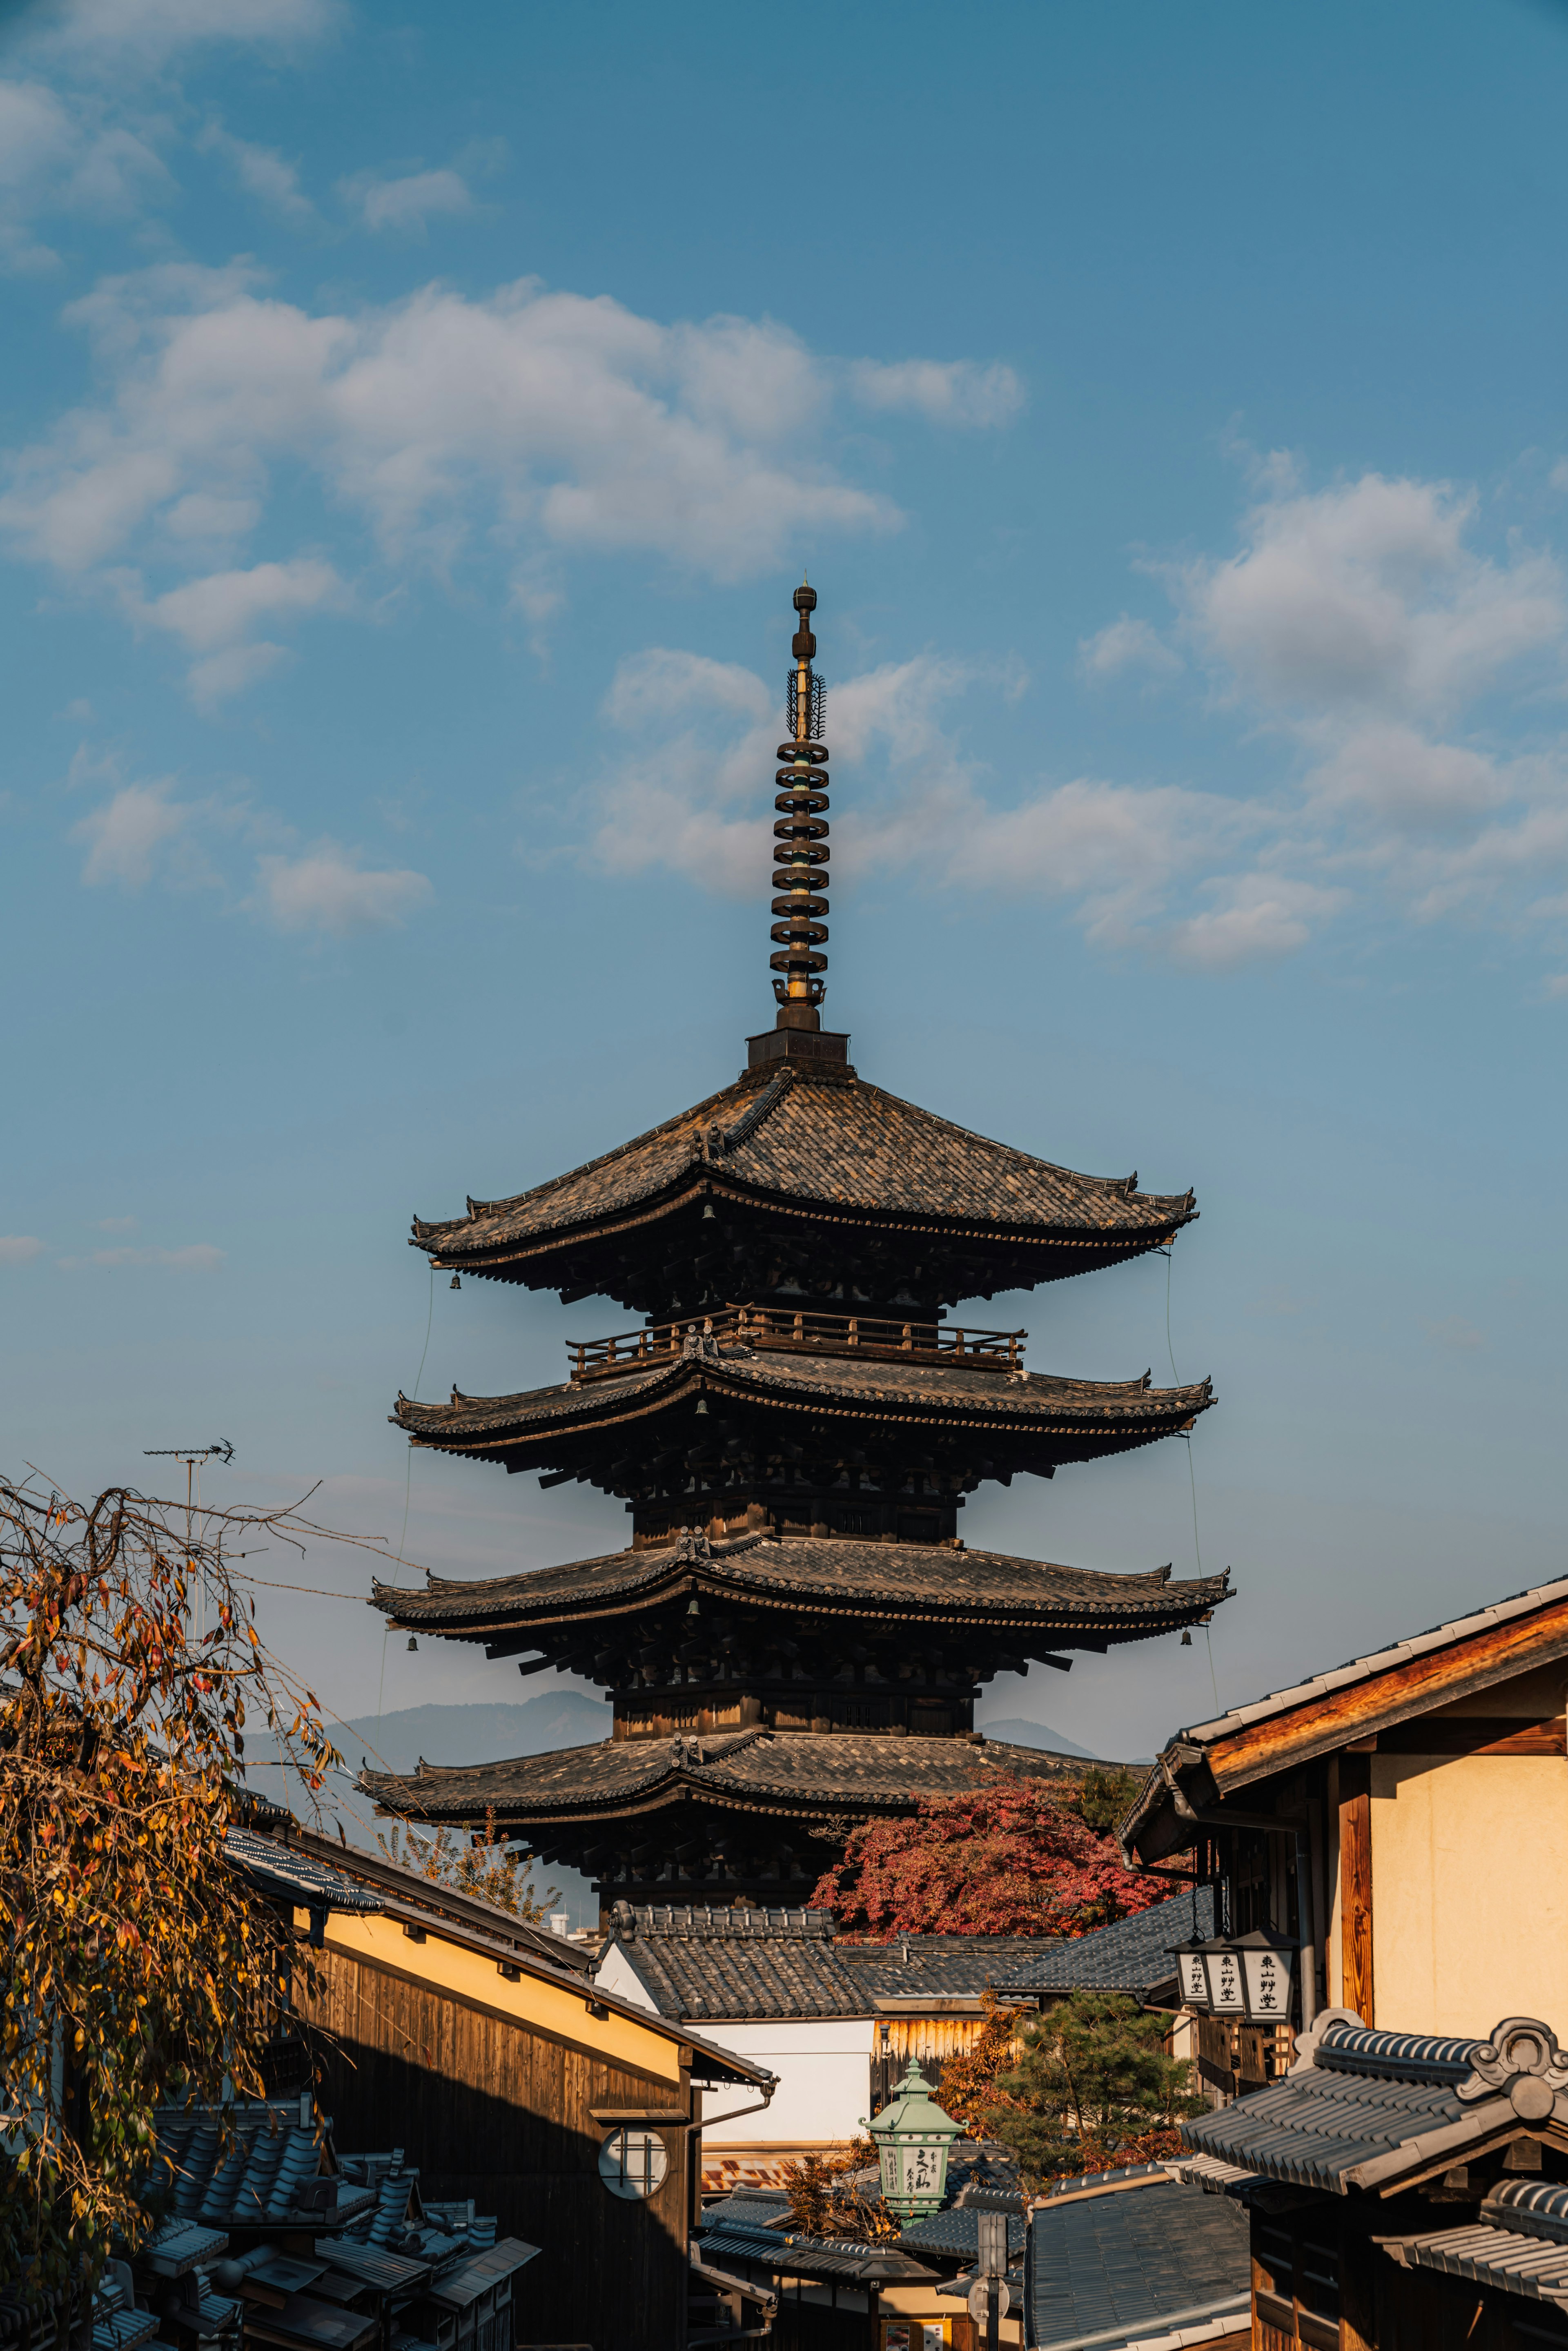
[367,581,1227,1910]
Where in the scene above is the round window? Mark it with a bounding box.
[599,2127,669,2201]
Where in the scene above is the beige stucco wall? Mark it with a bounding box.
[1370,1745,1568,2037]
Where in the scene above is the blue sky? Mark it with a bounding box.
[4,0,1568,1769]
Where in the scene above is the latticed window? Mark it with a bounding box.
[598,2127,668,2201]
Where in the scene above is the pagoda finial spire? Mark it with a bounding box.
[770,577,829,1031]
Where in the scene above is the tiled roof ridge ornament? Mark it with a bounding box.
[672,1525,714,1563]
[1457,2017,1568,2118]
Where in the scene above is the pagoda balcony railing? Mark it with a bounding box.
[568,1301,1026,1384]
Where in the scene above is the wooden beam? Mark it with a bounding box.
[1339,1754,1374,2028]
[1205,1598,1568,1792]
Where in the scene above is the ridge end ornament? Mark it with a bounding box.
[1459,2017,1568,2117]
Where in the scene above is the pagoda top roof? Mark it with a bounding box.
[361,1725,1087,1828]
[410,1061,1195,1275]
[391,1344,1214,1466]
[370,1530,1230,1643]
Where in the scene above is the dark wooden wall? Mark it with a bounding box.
[304,1945,692,2351]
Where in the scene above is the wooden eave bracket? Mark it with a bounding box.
[589,2105,691,2125]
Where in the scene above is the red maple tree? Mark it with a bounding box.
[811,1772,1174,1938]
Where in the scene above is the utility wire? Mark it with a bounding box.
[376,1265,435,1726]
[1166,1245,1220,1713]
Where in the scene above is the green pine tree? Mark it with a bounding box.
[980,1990,1205,2187]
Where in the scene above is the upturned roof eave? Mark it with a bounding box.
[388,1353,1216,1446]
[406,1067,1199,1268]
[368,1574,1232,1641]
[1121,1577,1568,1860]
[411,1168,1199,1273]
[358,1729,1078,1827]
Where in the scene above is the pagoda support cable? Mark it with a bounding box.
[770,579,830,1025]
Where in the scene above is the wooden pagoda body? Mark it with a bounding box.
[367,585,1226,1910]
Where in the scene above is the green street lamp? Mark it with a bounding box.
[862,2058,964,2220]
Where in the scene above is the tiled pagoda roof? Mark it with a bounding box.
[361,1727,1082,1830]
[410,1063,1195,1280]
[391,1347,1214,1470]
[370,1531,1230,1644]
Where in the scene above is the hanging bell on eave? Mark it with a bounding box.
[450,1275,461,1290]
[407,1636,419,1652]
[1180,1630,1192,1647]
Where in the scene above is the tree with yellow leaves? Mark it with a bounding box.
[0,1476,352,2321]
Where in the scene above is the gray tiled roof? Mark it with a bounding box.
[606,1925,872,2021]
[362,1727,1086,1825]
[1383,2180,1568,2309]
[391,1346,1214,1464]
[837,1935,1064,1998]
[371,1531,1228,1644]
[995,1885,1214,1999]
[1025,2175,1250,2351]
[155,2107,376,2233]
[412,1065,1196,1262]
[1182,2016,1485,2192]
[224,1829,384,1916]
[899,2206,1027,2261]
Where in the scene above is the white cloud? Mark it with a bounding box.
[0,270,1017,622]
[28,0,341,67]
[257,845,433,934]
[1178,474,1566,720]
[1164,876,1345,970]
[849,359,1023,428]
[197,122,314,223]
[71,778,186,886]
[0,1236,45,1264]
[58,1243,224,1270]
[1303,725,1509,833]
[590,643,1289,962]
[0,80,75,192]
[127,557,343,651]
[109,555,343,701]
[1078,615,1182,683]
[343,167,473,236]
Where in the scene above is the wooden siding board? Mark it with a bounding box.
[303,1944,691,2351]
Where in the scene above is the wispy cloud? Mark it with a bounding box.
[849,358,1023,428]
[71,778,187,887]
[196,120,314,223]
[341,165,473,236]
[0,1236,45,1264]
[256,845,432,935]
[0,265,1021,678]
[587,458,1568,978]
[58,1242,224,1271]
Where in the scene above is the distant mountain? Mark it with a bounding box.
[976,1716,1097,1758]
[344,1693,610,1778]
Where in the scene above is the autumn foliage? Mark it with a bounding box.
[0,1477,347,2313]
[811,1772,1173,1938]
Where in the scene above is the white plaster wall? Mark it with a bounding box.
[696,2018,875,2144]
[1370,1749,1568,2038]
[591,1945,875,2144]
[595,1942,657,2012]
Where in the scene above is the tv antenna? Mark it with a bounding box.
[144,1442,234,1634]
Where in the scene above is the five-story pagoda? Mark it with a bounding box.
[366,582,1227,1909]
